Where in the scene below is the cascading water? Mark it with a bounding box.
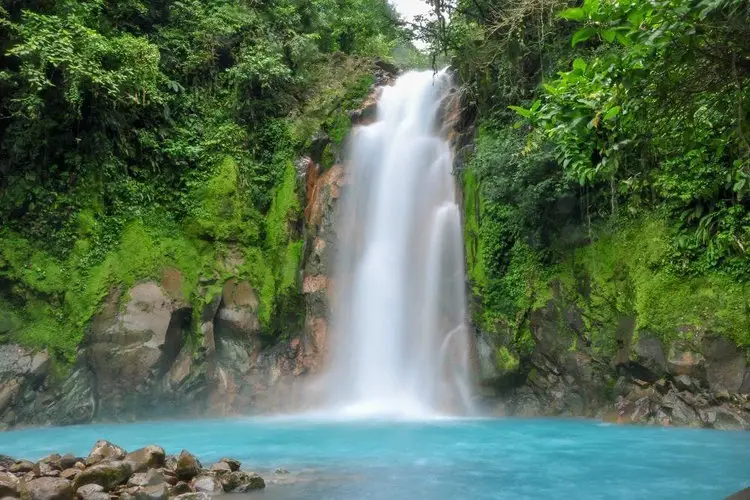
[324,70,473,418]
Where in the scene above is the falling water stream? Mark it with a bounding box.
[324,70,473,417]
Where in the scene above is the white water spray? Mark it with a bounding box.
[324,70,473,418]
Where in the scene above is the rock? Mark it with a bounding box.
[662,390,700,427]
[124,446,165,473]
[217,458,240,472]
[220,471,265,492]
[0,456,16,469]
[59,456,78,471]
[703,337,747,393]
[73,463,85,471]
[25,477,73,500]
[85,440,126,466]
[10,460,34,474]
[208,463,230,473]
[121,483,168,500]
[76,484,108,500]
[667,348,705,379]
[190,475,222,494]
[38,455,62,471]
[673,374,698,392]
[169,482,193,497]
[274,469,289,475]
[633,335,667,377]
[727,487,750,500]
[74,461,132,491]
[654,379,669,394]
[127,470,164,488]
[60,469,79,481]
[712,406,750,431]
[0,472,20,498]
[87,284,189,419]
[174,451,200,481]
[174,493,210,500]
[37,462,59,477]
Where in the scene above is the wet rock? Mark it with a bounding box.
[60,469,79,481]
[174,451,200,481]
[74,461,132,491]
[25,477,73,500]
[124,446,165,473]
[190,475,223,494]
[712,406,750,431]
[218,458,240,472]
[0,471,20,498]
[85,440,126,466]
[10,460,35,473]
[220,471,265,492]
[169,482,193,496]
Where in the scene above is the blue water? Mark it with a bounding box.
[0,417,747,499]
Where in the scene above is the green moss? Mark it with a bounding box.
[551,217,750,348]
[495,346,520,373]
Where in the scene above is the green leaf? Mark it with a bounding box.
[571,27,597,47]
[573,58,587,71]
[603,106,621,120]
[508,105,532,119]
[559,7,586,21]
[601,29,616,43]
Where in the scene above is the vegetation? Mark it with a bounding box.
[418,0,750,359]
[0,0,410,361]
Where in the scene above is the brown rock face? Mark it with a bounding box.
[87,283,190,419]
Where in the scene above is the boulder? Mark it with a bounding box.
[87,284,189,418]
[124,446,165,473]
[10,460,35,473]
[220,471,265,492]
[217,458,240,472]
[38,455,62,471]
[633,335,667,377]
[215,280,260,338]
[661,390,700,427]
[127,470,164,488]
[0,471,20,498]
[673,374,699,392]
[59,455,78,471]
[703,337,747,393]
[25,477,73,500]
[190,475,223,494]
[121,483,168,500]
[85,440,126,466]
[208,463,231,473]
[667,348,705,379]
[76,483,104,499]
[169,482,193,497]
[0,455,15,469]
[74,461,132,491]
[174,451,200,481]
[60,469,79,481]
[711,406,750,431]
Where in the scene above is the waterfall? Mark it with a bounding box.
[324,70,473,418]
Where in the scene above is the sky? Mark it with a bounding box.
[390,0,432,22]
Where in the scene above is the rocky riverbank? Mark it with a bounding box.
[0,440,269,500]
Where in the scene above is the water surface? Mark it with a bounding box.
[0,417,747,499]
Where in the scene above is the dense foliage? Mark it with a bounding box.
[418,0,750,364]
[0,0,407,360]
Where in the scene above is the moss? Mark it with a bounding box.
[495,346,520,373]
[550,217,750,349]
